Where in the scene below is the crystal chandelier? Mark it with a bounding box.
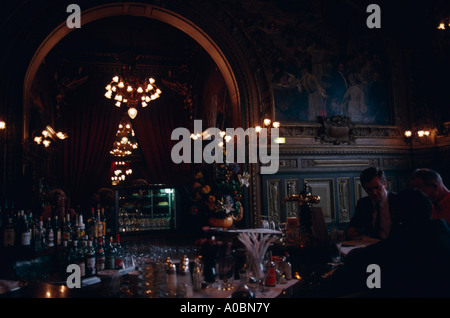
[110,120,138,157]
[111,161,133,185]
[105,74,162,119]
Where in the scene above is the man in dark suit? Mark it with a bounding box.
[346,167,397,240]
[324,189,450,297]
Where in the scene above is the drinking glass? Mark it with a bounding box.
[329,226,345,267]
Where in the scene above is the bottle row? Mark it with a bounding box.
[60,235,125,281]
[1,207,112,253]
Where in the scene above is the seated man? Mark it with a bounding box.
[346,167,397,240]
[323,189,450,298]
[409,168,450,223]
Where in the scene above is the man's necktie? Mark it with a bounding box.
[374,203,381,238]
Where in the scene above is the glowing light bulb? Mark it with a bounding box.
[128,107,138,119]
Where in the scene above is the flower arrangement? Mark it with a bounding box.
[190,161,250,221]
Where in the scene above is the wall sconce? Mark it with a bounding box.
[404,129,433,144]
[437,17,450,30]
[34,125,68,148]
[0,121,5,130]
[255,117,284,144]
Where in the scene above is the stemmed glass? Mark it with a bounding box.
[217,253,235,291]
[329,226,345,267]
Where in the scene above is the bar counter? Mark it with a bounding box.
[0,266,302,298]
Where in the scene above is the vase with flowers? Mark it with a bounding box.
[189,157,249,229]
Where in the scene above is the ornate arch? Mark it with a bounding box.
[23,1,273,227]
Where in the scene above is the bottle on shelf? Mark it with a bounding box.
[73,240,86,279]
[62,212,72,243]
[19,210,31,248]
[60,240,74,281]
[96,237,106,273]
[85,238,96,277]
[114,234,125,269]
[86,208,96,238]
[95,210,103,239]
[46,217,54,249]
[3,215,15,248]
[33,216,43,252]
[53,216,62,246]
[105,236,117,270]
[100,208,107,237]
[78,214,85,239]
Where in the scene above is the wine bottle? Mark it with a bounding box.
[114,234,125,269]
[96,237,106,273]
[86,208,96,238]
[85,238,96,277]
[46,217,54,248]
[54,216,62,246]
[73,240,86,278]
[105,236,117,270]
[3,216,15,247]
[95,210,103,239]
[19,211,31,247]
[62,213,72,243]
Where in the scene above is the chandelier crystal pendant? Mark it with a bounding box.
[105,74,162,119]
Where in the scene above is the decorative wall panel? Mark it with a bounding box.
[285,179,299,218]
[304,178,334,222]
[267,179,281,225]
[337,177,351,223]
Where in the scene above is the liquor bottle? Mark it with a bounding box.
[231,265,255,298]
[62,213,72,243]
[114,234,125,269]
[78,214,85,239]
[28,211,36,247]
[73,214,80,241]
[60,240,74,281]
[46,217,54,248]
[96,237,106,273]
[85,238,96,277]
[54,216,62,246]
[19,211,31,248]
[3,216,15,247]
[86,208,96,238]
[34,216,43,252]
[73,240,86,278]
[95,210,103,239]
[105,236,117,270]
[100,208,107,237]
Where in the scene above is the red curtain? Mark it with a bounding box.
[132,93,191,186]
[54,75,191,207]
[56,75,123,206]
